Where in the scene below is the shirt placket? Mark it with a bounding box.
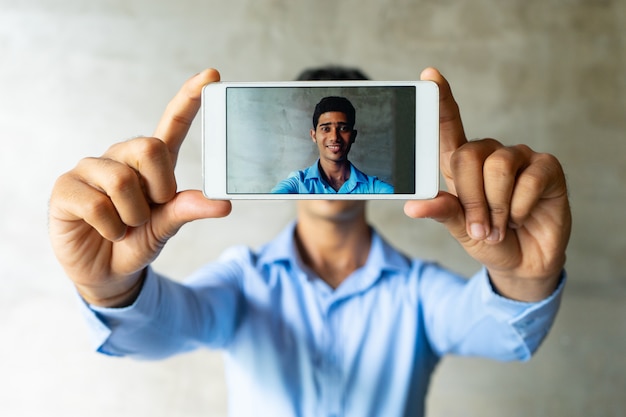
[316,299,343,416]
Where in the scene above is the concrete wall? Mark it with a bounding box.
[1,0,624,416]
[225,86,402,193]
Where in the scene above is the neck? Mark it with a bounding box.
[319,159,351,191]
[295,201,371,289]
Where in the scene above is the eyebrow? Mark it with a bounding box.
[318,122,349,127]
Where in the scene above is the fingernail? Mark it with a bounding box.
[470,223,486,240]
[487,228,501,242]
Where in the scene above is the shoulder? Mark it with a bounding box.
[271,164,317,193]
[271,172,301,193]
[349,163,395,193]
[373,178,395,193]
[204,223,295,280]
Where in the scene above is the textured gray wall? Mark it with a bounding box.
[1,1,624,416]
[225,86,406,193]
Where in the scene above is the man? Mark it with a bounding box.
[48,66,571,416]
[271,95,395,194]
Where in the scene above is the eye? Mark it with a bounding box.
[339,126,351,132]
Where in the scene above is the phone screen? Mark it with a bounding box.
[224,86,417,195]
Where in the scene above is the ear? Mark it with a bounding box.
[310,128,317,143]
[351,130,358,143]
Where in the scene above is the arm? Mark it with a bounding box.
[49,68,232,308]
[270,173,300,193]
[405,68,571,302]
[82,261,243,359]
[373,178,394,194]
[418,263,565,361]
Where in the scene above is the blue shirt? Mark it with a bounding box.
[271,160,395,194]
[82,223,565,417]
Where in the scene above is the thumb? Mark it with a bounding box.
[151,190,232,242]
[404,192,469,243]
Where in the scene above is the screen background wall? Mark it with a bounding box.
[226,86,415,193]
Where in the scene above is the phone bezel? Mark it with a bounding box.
[202,80,439,200]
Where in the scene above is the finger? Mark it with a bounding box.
[150,190,232,242]
[509,152,567,228]
[50,170,127,242]
[482,145,532,243]
[404,192,471,245]
[103,137,176,204]
[450,139,502,240]
[74,157,151,229]
[420,67,467,191]
[153,68,221,164]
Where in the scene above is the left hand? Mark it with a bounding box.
[404,68,571,302]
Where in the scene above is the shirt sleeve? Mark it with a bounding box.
[271,172,300,193]
[373,179,394,194]
[77,253,246,359]
[419,264,566,361]
[271,179,297,193]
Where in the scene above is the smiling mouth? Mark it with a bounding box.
[327,144,342,151]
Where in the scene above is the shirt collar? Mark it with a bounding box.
[256,221,411,285]
[256,221,298,267]
[304,160,369,187]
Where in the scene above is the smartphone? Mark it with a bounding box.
[202,80,439,200]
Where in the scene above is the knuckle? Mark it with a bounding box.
[460,198,488,214]
[74,156,100,172]
[104,164,139,194]
[450,139,501,169]
[512,143,533,155]
[484,149,517,174]
[82,193,115,221]
[535,152,562,172]
[52,170,76,191]
[105,137,170,165]
[488,203,510,218]
[450,145,478,171]
[49,173,77,211]
[509,206,528,224]
[134,137,169,160]
[522,168,547,190]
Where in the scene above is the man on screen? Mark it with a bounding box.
[271,96,395,194]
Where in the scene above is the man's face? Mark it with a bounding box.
[297,200,367,223]
[310,112,357,163]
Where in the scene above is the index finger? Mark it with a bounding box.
[420,68,467,182]
[153,68,221,164]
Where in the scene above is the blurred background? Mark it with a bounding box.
[1,0,624,416]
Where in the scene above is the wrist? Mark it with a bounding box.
[77,270,146,308]
[487,269,563,302]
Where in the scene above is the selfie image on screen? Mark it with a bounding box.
[226,86,416,195]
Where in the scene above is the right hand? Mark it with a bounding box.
[49,69,232,307]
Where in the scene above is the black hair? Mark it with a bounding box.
[312,96,356,129]
[296,66,370,81]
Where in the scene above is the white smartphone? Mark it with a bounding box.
[202,80,439,200]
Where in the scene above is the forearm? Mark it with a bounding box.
[81,266,240,359]
[422,265,566,361]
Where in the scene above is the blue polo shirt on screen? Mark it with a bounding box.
[271,159,395,194]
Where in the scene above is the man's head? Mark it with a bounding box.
[312,96,356,130]
[296,66,369,82]
[310,97,358,164]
